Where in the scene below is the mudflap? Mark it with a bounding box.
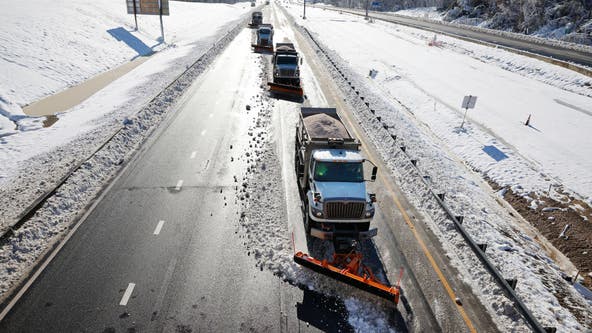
[294,251,400,304]
[268,82,304,97]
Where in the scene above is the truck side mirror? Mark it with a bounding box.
[371,166,377,181]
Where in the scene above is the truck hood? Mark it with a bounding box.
[314,181,366,201]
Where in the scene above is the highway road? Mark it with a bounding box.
[0,5,500,332]
[315,5,592,69]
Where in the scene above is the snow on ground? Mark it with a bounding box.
[394,7,443,21]
[0,1,252,227]
[295,5,592,203]
[0,0,250,165]
[0,1,252,301]
[283,4,592,331]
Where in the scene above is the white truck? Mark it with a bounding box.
[294,107,378,243]
[251,24,274,52]
[268,42,303,97]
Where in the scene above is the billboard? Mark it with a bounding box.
[126,0,169,16]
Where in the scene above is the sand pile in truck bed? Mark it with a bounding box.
[304,113,350,138]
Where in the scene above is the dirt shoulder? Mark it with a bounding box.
[492,182,592,289]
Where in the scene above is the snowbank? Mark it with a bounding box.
[0,1,251,225]
[284,5,592,331]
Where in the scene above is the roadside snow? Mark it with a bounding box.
[291,6,592,204]
[284,5,592,331]
[0,10,250,303]
[395,7,443,21]
[0,1,251,227]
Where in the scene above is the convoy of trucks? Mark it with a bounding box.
[248,11,399,305]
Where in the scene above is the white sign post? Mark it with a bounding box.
[460,95,477,129]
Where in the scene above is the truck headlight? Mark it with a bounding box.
[365,205,375,218]
[311,205,323,218]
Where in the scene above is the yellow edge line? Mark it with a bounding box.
[343,112,478,333]
[293,12,477,330]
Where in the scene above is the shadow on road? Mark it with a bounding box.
[296,289,353,332]
[300,235,409,332]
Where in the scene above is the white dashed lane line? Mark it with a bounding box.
[153,220,165,235]
[200,129,207,136]
[119,283,136,306]
[190,151,197,159]
[175,180,183,191]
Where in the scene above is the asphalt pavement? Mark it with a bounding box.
[0,28,323,333]
[1,6,502,333]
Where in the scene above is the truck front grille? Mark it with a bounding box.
[325,202,365,219]
[279,69,296,77]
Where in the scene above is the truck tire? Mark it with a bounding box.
[303,201,312,234]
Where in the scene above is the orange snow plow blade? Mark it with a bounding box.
[251,44,273,53]
[268,82,303,97]
[294,251,400,304]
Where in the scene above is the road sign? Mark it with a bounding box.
[126,0,169,16]
[126,0,168,41]
[461,95,477,109]
[460,95,478,128]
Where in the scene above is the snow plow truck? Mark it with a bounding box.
[268,42,303,98]
[251,24,274,53]
[293,107,400,304]
[248,11,263,28]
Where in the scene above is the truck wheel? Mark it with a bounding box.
[303,200,312,234]
[304,211,311,234]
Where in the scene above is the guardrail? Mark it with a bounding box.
[314,5,592,78]
[301,26,553,333]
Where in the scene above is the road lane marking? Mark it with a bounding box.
[154,220,165,235]
[120,283,136,306]
[190,151,197,159]
[175,180,183,191]
[200,129,207,136]
[209,113,214,118]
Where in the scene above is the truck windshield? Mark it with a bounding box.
[277,55,297,65]
[314,162,363,182]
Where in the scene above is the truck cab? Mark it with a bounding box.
[295,108,378,240]
[249,11,262,27]
[256,24,273,47]
[273,43,300,86]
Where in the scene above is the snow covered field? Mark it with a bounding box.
[0,0,253,302]
[291,4,592,205]
[283,3,592,331]
[0,1,252,226]
[0,0,251,168]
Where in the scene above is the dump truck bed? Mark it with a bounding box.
[298,108,359,147]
